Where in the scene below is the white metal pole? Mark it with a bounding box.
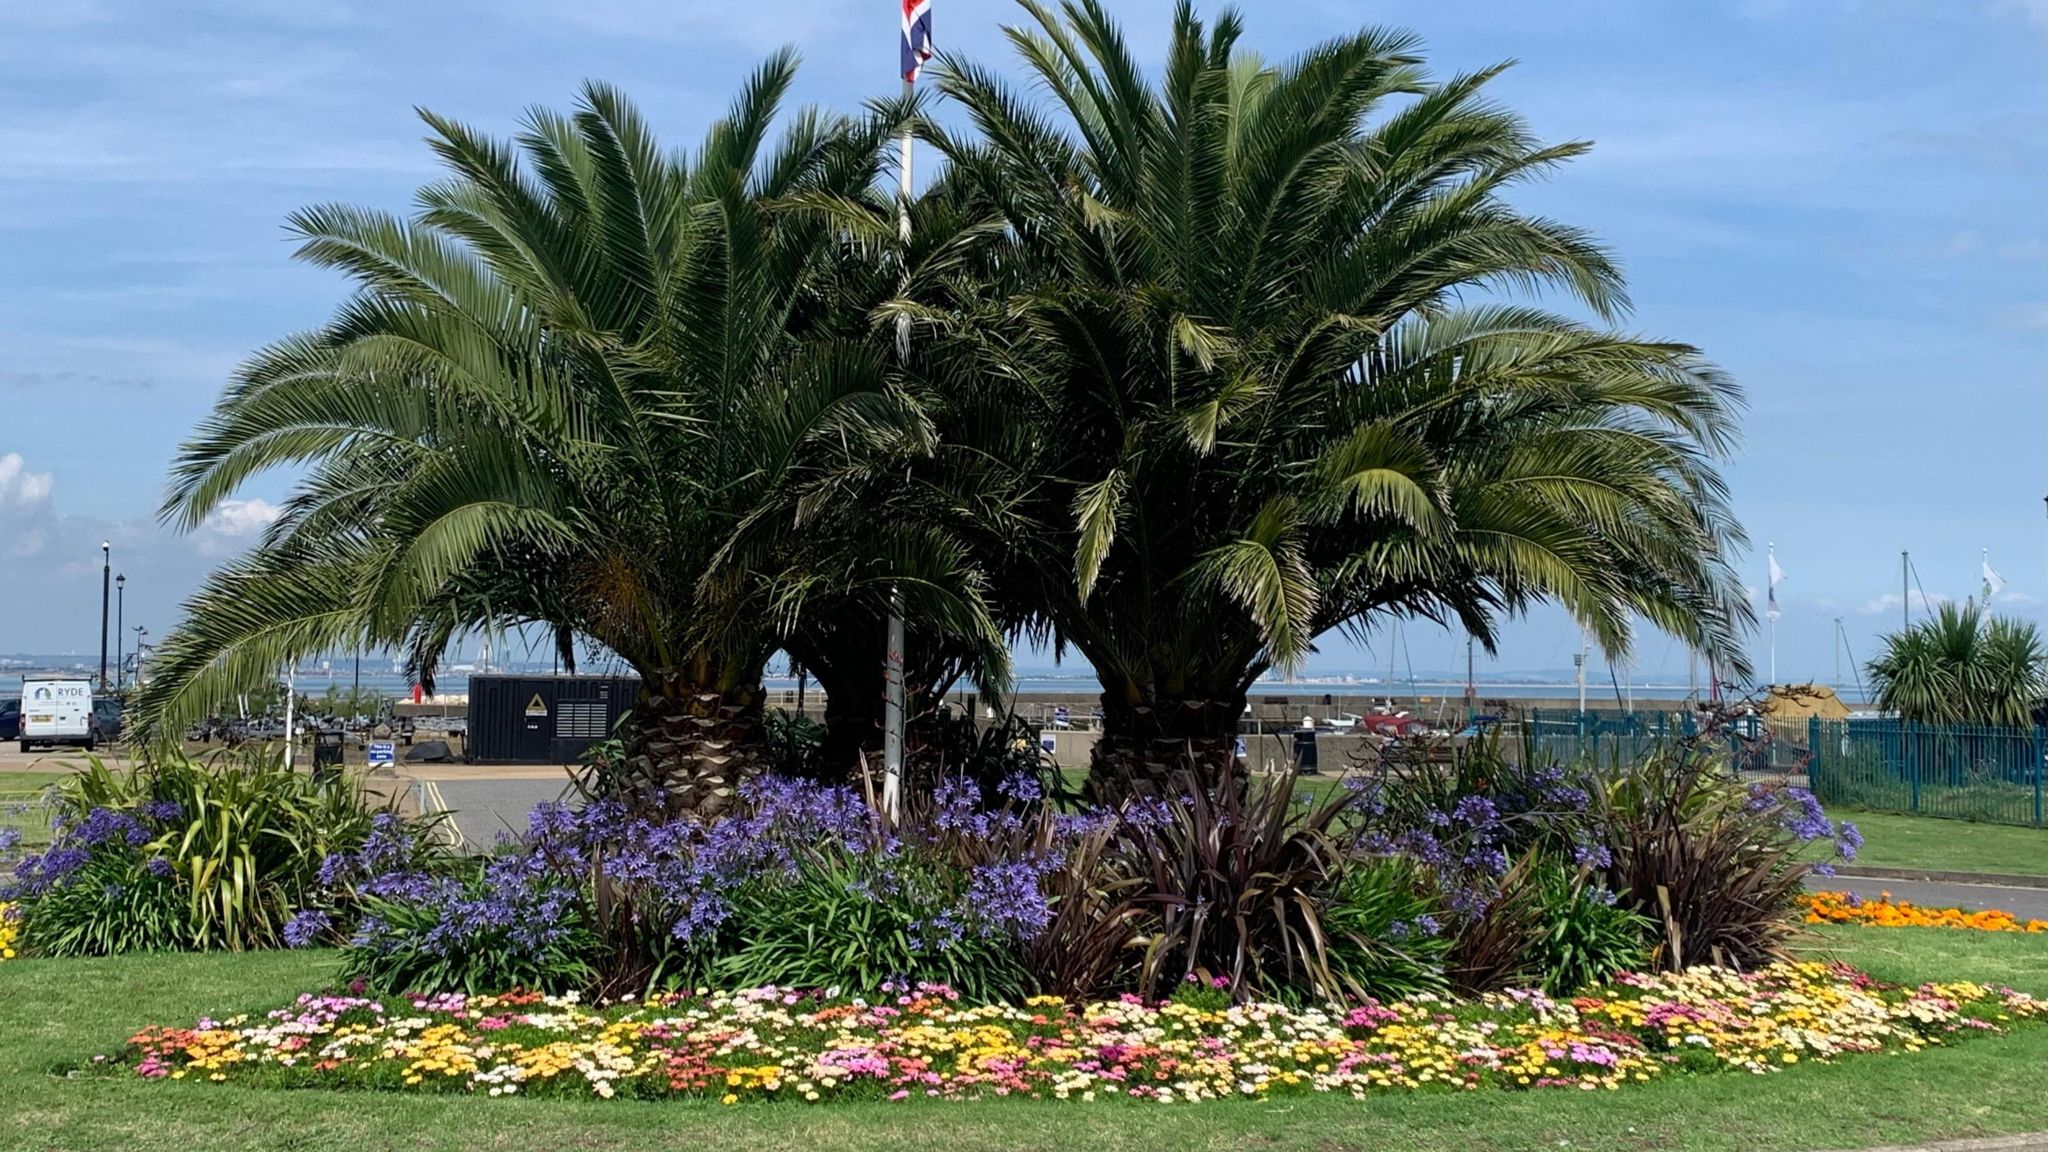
[1767,542,1777,687]
[881,80,914,822]
[282,664,297,772]
[884,586,905,820]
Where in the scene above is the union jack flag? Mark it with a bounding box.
[901,0,933,82]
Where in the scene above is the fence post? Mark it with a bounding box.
[1807,717,1821,791]
[1906,720,1919,814]
[2023,725,2039,824]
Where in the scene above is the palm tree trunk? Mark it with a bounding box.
[620,672,766,819]
[1086,689,1247,803]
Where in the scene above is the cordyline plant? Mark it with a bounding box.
[1123,770,1379,1003]
[1585,741,1858,972]
[926,0,1751,800]
[1867,601,2048,727]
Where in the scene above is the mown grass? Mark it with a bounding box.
[1,928,2044,1152]
[0,771,67,849]
[1830,810,2048,877]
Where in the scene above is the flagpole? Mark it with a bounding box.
[882,38,920,823]
[1767,542,1776,687]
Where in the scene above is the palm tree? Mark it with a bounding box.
[1868,602,2046,727]
[928,1,1751,799]
[133,69,1006,815]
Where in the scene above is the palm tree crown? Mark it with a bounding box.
[135,68,1003,811]
[928,0,1750,794]
[1868,602,2046,727]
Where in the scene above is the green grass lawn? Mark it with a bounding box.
[0,771,67,849]
[2,928,2045,1152]
[1831,810,2048,877]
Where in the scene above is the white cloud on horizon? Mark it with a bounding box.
[0,452,54,510]
[1860,590,1954,616]
[195,498,281,553]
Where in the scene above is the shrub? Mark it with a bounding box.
[1121,772,1364,1002]
[1439,855,1644,998]
[702,850,1029,1001]
[1019,812,1144,998]
[762,708,825,779]
[1588,746,1857,970]
[322,774,1067,999]
[1321,857,1452,999]
[345,881,600,995]
[13,848,186,956]
[5,750,407,955]
[1347,739,1601,921]
[1528,864,1651,994]
[1444,854,1546,994]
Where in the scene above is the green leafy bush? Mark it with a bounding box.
[1528,864,1651,995]
[9,750,407,956]
[16,848,186,956]
[345,877,601,995]
[1322,858,1452,1000]
[697,851,1030,1001]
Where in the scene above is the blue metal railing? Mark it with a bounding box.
[1806,719,2046,827]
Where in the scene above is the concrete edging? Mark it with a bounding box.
[1828,864,2048,890]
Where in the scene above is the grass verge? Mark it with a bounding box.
[1829,810,2048,877]
[0,771,68,849]
[1,928,2044,1152]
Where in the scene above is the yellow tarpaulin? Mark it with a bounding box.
[1760,683,1851,722]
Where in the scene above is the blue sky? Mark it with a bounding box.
[0,0,2042,688]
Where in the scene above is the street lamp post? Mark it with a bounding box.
[97,542,111,693]
[114,575,126,690]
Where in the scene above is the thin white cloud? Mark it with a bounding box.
[200,498,281,539]
[1987,0,2048,26]
[1859,590,1952,616]
[0,453,55,509]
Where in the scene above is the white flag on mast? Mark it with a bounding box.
[1982,551,2005,603]
[1766,548,1784,621]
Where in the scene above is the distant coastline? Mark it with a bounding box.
[0,664,1872,707]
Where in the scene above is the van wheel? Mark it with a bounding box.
[17,741,28,754]
[84,735,97,753]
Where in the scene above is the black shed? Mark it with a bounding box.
[466,674,639,764]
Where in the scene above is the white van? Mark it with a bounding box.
[20,677,97,752]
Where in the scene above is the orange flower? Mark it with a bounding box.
[1803,891,2048,933]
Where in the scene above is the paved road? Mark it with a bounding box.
[1803,874,2048,921]
[414,776,578,851]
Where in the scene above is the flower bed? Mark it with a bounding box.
[1805,891,2048,933]
[108,963,2043,1103]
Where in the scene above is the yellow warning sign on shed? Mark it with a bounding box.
[525,693,549,718]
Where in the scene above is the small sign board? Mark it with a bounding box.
[525,693,549,718]
[366,741,395,767]
[1038,732,1057,753]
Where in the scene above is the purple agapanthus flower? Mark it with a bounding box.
[282,908,331,948]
